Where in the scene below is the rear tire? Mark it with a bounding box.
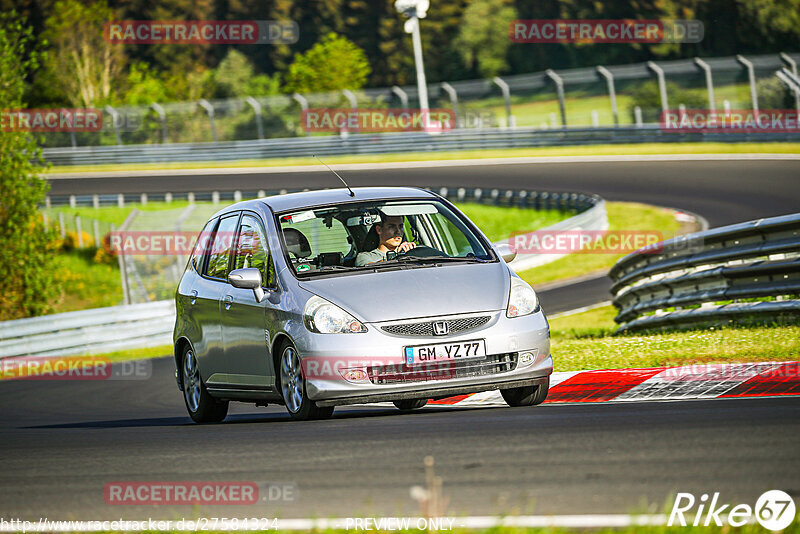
[278,341,334,421]
[393,399,428,411]
[181,346,228,423]
[501,378,550,407]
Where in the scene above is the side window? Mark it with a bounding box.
[205,214,239,280]
[190,218,216,273]
[233,214,277,288]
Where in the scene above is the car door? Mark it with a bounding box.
[196,212,241,384]
[218,212,279,392]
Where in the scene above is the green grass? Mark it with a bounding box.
[549,305,800,371]
[44,200,194,227]
[456,203,569,242]
[519,201,684,286]
[51,250,123,313]
[45,142,800,174]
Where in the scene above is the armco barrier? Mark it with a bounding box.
[41,125,800,166]
[609,213,800,332]
[0,301,175,359]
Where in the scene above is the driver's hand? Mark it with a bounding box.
[397,241,417,253]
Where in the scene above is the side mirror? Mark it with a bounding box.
[228,268,267,302]
[496,243,517,263]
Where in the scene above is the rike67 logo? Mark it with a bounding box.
[669,490,796,530]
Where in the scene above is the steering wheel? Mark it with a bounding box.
[394,245,447,258]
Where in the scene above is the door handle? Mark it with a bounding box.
[190,290,198,305]
[223,295,233,310]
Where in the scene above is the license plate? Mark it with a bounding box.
[404,340,486,366]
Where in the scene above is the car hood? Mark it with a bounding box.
[298,262,509,323]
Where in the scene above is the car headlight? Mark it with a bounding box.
[506,277,539,318]
[303,295,367,334]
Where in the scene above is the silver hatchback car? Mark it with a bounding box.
[174,187,552,422]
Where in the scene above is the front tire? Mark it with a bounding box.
[393,399,428,411]
[278,342,334,421]
[181,346,228,423]
[501,378,550,407]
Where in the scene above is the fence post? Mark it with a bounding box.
[104,105,122,145]
[440,82,459,127]
[58,212,65,238]
[694,58,716,111]
[197,99,218,142]
[93,219,100,247]
[391,86,409,110]
[780,52,800,112]
[634,106,643,127]
[245,97,264,140]
[596,66,618,126]
[150,103,168,144]
[76,216,83,247]
[292,93,310,136]
[736,55,759,112]
[342,89,358,109]
[112,223,131,306]
[492,76,514,128]
[545,69,567,127]
[776,69,800,112]
[647,61,669,116]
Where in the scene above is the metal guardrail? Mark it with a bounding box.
[13,187,604,356]
[609,213,800,332]
[0,301,175,359]
[41,125,800,166]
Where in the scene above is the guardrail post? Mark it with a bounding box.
[165,192,172,204]
[92,194,99,209]
[117,194,124,208]
[545,69,567,127]
[596,66,618,126]
[150,103,168,144]
[440,82,459,128]
[292,93,310,136]
[391,86,409,110]
[780,53,800,112]
[634,106,643,127]
[197,99,218,142]
[140,193,148,205]
[492,76,514,128]
[45,196,51,209]
[212,191,220,205]
[245,97,264,140]
[591,110,599,127]
[69,195,76,208]
[647,61,669,116]
[188,192,195,204]
[104,105,122,145]
[694,58,716,111]
[234,190,242,202]
[736,55,759,112]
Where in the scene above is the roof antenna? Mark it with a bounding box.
[313,155,354,197]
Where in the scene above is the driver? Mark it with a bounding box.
[355,215,416,266]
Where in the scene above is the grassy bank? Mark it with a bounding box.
[549,305,800,371]
[45,142,800,174]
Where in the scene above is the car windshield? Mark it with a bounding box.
[277,199,494,276]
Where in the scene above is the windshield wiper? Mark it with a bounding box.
[393,255,489,264]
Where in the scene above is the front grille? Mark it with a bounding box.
[367,353,517,385]
[381,315,491,336]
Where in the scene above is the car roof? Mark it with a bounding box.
[260,186,437,213]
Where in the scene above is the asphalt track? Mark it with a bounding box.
[1,158,797,520]
[0,358,798,519]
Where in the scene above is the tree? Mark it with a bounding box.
[455,0,518,78]
[42,0,125,107]
[0,12,60,320]
[213,49,281,98]
[283,33,371,94]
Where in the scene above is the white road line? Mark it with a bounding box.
[45,153,800,179]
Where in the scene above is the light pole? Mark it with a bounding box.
[395,0,430,112]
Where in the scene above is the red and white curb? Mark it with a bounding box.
[426,361,800,407]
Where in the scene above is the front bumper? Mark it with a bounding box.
[292,309,552,405]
